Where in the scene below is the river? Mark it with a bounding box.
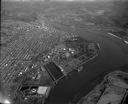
[46,26,128,104]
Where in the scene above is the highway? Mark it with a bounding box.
[46,26,128,104]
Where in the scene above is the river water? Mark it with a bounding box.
[46,27,128,104]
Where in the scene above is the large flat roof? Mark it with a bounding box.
[44,62,64,82]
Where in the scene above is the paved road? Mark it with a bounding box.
[46,26,128,104]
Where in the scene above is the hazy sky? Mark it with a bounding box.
[2,0,122,2]
[3,0,116,1]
